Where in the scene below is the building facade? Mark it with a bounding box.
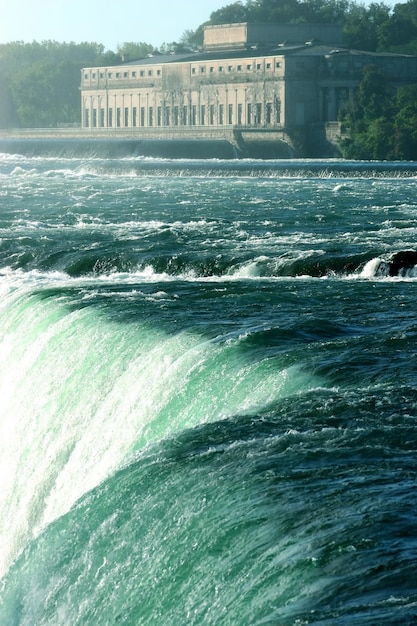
[80,23,417,142]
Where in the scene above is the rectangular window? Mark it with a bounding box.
[116,72,121,78]
[238,103,243,125]
[92,108,97,127]
[182,105,187,125]
[210,67,215,73]
[100,108,105,127]
[149,106,154,126]
[157,106,162,126]
[132,107,137,127]
[108,108,113,127]
[256,103,262,124]
[200,66,206,73]
[201,104,206,125]
[116,107,121,127]
[148,70,152,76]
[140,71,145,77]
[192,105,197,126]
[124,72,128,78]
[165,106,171,126]
[141,107,145,126]
[132,71,137,77]
[124,107,129,127]
[209,104,215,125]
[266,102,272,124]
[246,64,252,71]
[247,103,252,125]
[219,104,224,125]
[157,69,161,76]
[84,109,90,127]
[228,103,233,125]
[173,106,179,126]
[108,72,113,78]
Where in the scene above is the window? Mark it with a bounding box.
[132,71,137,78]
[140,71,145,77]
[141,107,145,126]
[157,106,162,126]
[237,65,242,71]
[219,66,224,72]
[192,105,197,126]
[266,63,271,70]
[210,104,215,125]
[210,67,215,73]
[238,103,243,125]
[116,72,121,78]
[100,108,105,127]
[256,63,261,70]
[276,61,282,68]
[200,66,206,73]
[192,67,196,74]
[266,102,272,124]
[256,103,262,124]
[108,108,113,127]
[148,70,153,76]
[149,107,154,126]
[84,73,89,80]
[247,103,252,125]
[219,104,224,125]
[124,72,128,78]
[108,72,113,78]
[84,109,90,127]
[157,69,161,76]
[182,106,187,125]
[133,107,137,127]
[228,65,233,72]
[246,64,252,71]
[228,104,233,125]
[92,108,97,127]
[100,72,104,79]
[173,106,179,126]
[124,107,129,126]
[201,105,206,125]
[116,107,121,127]
[92,73,96,79]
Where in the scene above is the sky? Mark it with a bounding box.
[0,0,229,51]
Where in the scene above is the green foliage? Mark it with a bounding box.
[339,65,417,159]
[0,41,122,128]
[117,42,154,62]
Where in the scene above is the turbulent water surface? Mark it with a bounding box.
[1,153,417,625]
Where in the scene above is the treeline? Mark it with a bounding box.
[0,41,152,128]
[340,65,417,159]
[1,0,417,152]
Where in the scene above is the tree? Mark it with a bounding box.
[392,84,417,158]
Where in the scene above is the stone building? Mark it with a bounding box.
[80,23,417,155]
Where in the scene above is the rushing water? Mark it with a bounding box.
[1,153,417,625]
